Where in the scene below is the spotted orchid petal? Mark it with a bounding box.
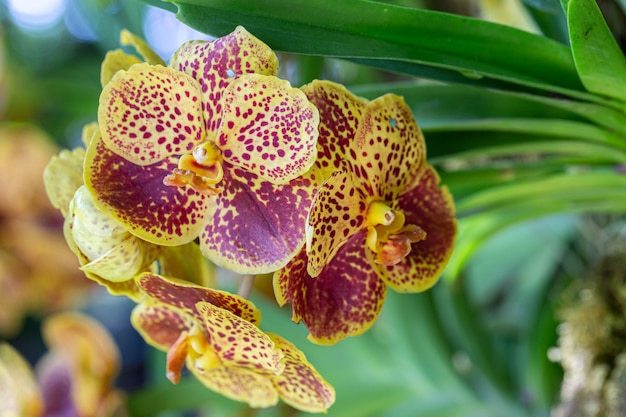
[275,230,387,345]
[131,299,197,350]
[217,74,319,184]
[170,26,278,134]
[305,167,366,278]
[67,185,161,283]
[192,366,279,408]
[301,80,367,180]
[100,49,142,87]
[370,166,457,292]
[348,94,426,200]
[98,63,205,166]
[268,333,336,412]
[0,343,43,417]
[135,272,261,325]
[200,166,316,274]
[85,130,209,246]
[197,302,284,375]
[43,147,85,217]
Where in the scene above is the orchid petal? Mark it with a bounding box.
[217,74,318,183]
[69,185,157,283]
[99,63,205,166]
[42,312,120,384]
[268,333,336,413]
[200,166,315,274]
[100,49,142,87]
[0,343,42,417]
[301,80,367,180]
[42,313,120,417]
[305,166,366,278]
[349,94,425,200]
[120,29,165,66]
[371,166,457,292]
[170,26,278,134]
[274,230,387,345]
[131,300,196,350]
[190,366,279,408]
[197,302,284,375]
[135,273,261,325]
[84,130,209,246]
[43,147,85,217]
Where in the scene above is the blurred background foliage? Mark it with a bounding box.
[2,0,626,416]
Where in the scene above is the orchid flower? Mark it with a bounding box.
[131,272,335,412]
[85,26,319,274]
[274,81,457,345]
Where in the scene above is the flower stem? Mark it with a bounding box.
[237,275,255,299]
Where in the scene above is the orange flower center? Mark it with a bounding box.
[165,325,220,384]
[365,201,426,266]
[163,141,224,195]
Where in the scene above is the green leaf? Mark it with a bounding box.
[156,0,586,96]
[567,0,626,101]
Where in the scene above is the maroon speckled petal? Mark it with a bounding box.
[372,166,457,292]
[196,302,284,375]
[84,130,208,246]
[305,166,367,278]
[348,94,425,200]
[135,272,261,325]
[301,80,367,180]
[274,229,387,345]
[268,333,335,413]
[98,63,205,166]
[199,163,315,274]
[131,300,196,350]
[170,26,278,135]
[217,74,318,184]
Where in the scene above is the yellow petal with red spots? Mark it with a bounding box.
[100,49,142,87]
[274,230,387,345]
[197,302,284,375]
[170,26,278,134]
[217,74,318,183]
[301,80,367,180]
[348,94,425,200]
[135,272,261,325]
[0,343,43,417]
[99,63,205,166]
[84,130,208,246]
[43,147,85,217]
[370,166,457,292]
[200,165,316,274]
[131,299,197,350]
[305,166,366,278]
[190,365,279,408]
[268,333,335,413]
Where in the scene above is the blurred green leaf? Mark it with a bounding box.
[567,0,626,100]
[149,0,591,97]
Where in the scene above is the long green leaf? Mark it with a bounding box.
[156,0,586,96]
[567,0,626,100]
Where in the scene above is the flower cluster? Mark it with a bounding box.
[43,26,456,411]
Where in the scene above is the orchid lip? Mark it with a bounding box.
[365,201,427,265]
[164,141,224,195]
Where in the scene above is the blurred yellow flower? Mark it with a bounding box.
[0,312,125,417]
[0,123,93,337]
